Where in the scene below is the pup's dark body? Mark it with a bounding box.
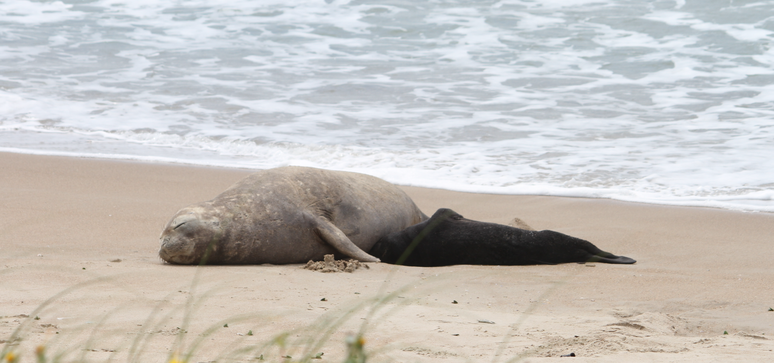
[370,208,636,266]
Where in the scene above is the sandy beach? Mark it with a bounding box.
[1,152,773,362]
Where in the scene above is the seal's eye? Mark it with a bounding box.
[173,222,186,230]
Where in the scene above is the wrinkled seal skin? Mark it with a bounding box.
[370,208,636,266]
[159,166,426,265]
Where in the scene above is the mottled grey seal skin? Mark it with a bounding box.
[370,208,636,266]
[159,166,426,265]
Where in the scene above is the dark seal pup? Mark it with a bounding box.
[369,208,636,266]
[159,166,426,265]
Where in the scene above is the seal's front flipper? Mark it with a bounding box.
[508,217,535,231]
[314,217,380,262]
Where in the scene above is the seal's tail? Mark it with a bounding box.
[587,251,636,264]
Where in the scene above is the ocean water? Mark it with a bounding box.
[1,0,773,212]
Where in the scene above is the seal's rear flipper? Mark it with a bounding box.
[314,217,380,262]
[587,254,636,264]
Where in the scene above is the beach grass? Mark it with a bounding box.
[1,264,489,363]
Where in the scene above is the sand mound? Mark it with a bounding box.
[303,254,369,273]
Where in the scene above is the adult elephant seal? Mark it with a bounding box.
[159,166,426,265]
[369,208,636,266]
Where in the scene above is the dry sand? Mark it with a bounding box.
[1,152,773,362]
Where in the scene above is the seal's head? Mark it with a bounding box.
[159,203,223,265]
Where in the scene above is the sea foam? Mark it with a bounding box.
[1,0,773,212]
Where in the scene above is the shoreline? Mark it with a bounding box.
[2,152,773,362]
[2,144,770,214]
